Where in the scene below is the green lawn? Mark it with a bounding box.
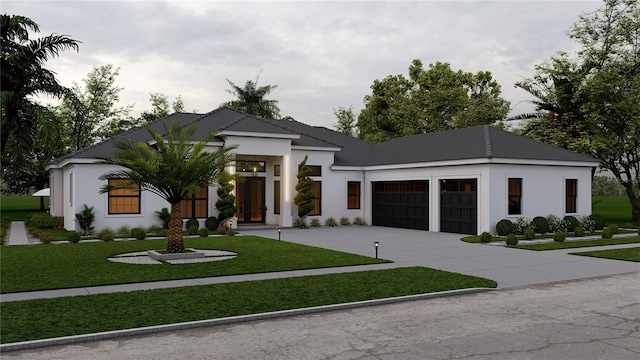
[570,247,640,262]
[0,266,497,344]
[0,194,49,221]
[514,236,640,251]
[1,236,391,293]
[592,195,634,226]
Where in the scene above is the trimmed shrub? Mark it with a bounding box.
[310,218,322,227]
[26,213,61,229]
[325,217,338,227]
[573,226,585,237]
[353,217,367,226]
[185,218,199,230]
[546,214,562,232]
[294,218,309,229]
[523,228,535,240]
[97,228,115,242]
[198,227,210,237]
[553,231,566,242]
[563,216,579,232]
[66,231,81,243]
[205,217,219,231]
[496,219,514,236]
[531,216,550,234]
[608,223,619,234]
[340,217,351,226]
[39,232,54,244]
[578,215,596,233]
[513,217,529,235]
[601,227,613,239]
[480,232,492,243]
[505,233,518,246]
[589,214,605,230]
[130,227,147,240]
[187,225,199,235]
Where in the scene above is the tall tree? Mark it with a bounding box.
[332,106,357,137]
[223,71,281,119]
[139,93,185,123]
[99,121,237,253]
[357,60,510,143]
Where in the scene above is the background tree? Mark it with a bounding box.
[357,59,510,143]
[293,155,315,225]
[332,106,357,137]
[222,71,281,119]
[139,93,185,123]
[99,121,237,253]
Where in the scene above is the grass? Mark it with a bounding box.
[514,236,640,251]
[1,236,391,293]
[0,194,49,221]
[570,247,640,262]
[0,266,497,344]
[592,195,634,226]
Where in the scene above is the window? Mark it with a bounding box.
[69,173,73,206]
[508,178,522,215]
[347,181,361,209]
[108,179,140,214]
[566,179,577,213]
[310,181,321,216]
[274,164,281,177]
[299,164,322,177]
[274,180,280,214]
[236,161,266,173]
[181,185,208,218]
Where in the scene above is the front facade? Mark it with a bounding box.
[47,107,599,235]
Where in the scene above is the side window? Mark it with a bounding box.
[566,179,577,213]
[508,178,522,215]
[347,181,361,209]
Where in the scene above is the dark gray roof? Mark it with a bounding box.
[49,108,598,168]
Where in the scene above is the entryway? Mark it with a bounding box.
[236,177,265,223]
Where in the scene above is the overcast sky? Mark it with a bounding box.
[4,0,602,129]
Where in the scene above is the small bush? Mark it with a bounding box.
[531,216,550,234]
[225,229,236,236]
[353,217,367,226]
[608,223,619,234]
[185,218,199,230]
[563,216,579,232]
[97,228,115,242]
[155,208,171,229]
[187,225,199,235]
[589,214,605,230]
[294,218,309,229]
[480,231,492,243]
[546,214,563,232]
[505,233,518,246]
[205,217,219,231]
[117,225,131,237]
[39,232,54,244]
[513,217,529,235]
[147,225,163,236]
[601,227,613,239]
[198,227,210,237]
[157,228,169,237]
[130,227,147,240]
[75,204,95,235]
[310,218,322,227]
[578,215,595,232]
[496,219,514,236]
[66,231,81,243]
[26,213,60,229]
[325,217,338,227]
[573,226,585,237]
[623,222,634,229]
[340,217,351,226]
[523,228,535,240]
[553,231,566,242]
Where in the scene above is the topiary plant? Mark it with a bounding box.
[563,216,579,232]
[553,231,566,242]
[496,219,514,236]
[187,225,199,235]
[531,216,549,234]
[216,171,240,230]
[293,155,315,222]
[505,233,518,246]
[523,228,535,240]
[205,217,219,231]
[198,227,210,237]
[480,231,492,243]
[601,227,613,239]
[185,218,199,230]
[589,214,605,230]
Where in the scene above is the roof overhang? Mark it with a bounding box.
[332,157,600,171]
[219,130,300,140]
[292,145,342,152]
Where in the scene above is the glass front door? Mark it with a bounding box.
[236,177,265,223]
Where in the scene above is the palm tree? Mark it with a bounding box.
[98,121,237,253]
[222,71,281,119]
[1,14,80,155]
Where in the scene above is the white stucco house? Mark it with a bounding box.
[47,107,600,235]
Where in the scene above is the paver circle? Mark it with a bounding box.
[108,249,237,265]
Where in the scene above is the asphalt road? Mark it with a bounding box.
[5,271,639,360]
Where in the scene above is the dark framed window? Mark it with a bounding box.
[181,185,208,218]
[274,164,281,177]
[108,179,141,214]
[310,181,321,216]
[236,161,266,173]
[566,179,577,213]
[508,178,522,215]
[274,180,280,214]
[347,181,361,209]
[299,164,322,177]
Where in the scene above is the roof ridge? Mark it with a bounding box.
[483,125,494,158]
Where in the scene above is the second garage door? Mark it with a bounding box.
[440,179,477,235]
[372,181,429,230]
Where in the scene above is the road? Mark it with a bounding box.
[5,271,639,360]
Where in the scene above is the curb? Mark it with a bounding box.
[0,287,495,353]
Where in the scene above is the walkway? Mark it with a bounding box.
[6,221,32,245]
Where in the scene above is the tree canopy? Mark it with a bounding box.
[222,71,281,119]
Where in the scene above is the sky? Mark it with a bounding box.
[3,0,603,129]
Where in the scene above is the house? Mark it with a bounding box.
[47,107,600,235]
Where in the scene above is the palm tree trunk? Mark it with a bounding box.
[166,202,185,253]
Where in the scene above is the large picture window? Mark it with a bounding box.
[508,178,522,215]
[347,181,361,209]
[310,181,321,216]
[108,179,140,214]
[181,185,208,218]
[566,179,577,213]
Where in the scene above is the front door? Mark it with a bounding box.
[236,177,265,223]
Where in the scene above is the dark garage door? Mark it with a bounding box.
[372,181,429,230]
[440,179,477,235]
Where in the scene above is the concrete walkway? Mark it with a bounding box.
[1,226,638,302]
[6,221,32,245]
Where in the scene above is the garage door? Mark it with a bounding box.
[440,179,477,235]
[372,181,429,230]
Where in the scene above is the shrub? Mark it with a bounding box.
[39,232,54,244]
[205,217,219,231]
[97,227,115,242]
[523,228,535,240]
[130,227,147,240]
[513,217,529,235]
[26,213,59,229]
[480,232,492,243]
[325,217,338,227]
[294,218,309,229]
[157,228,169,237]
[573,226,585,237]
[225,229,236,236]
[546,214,563,232]
[495,219,514,236]
[623,222,634,229]
[75,204,95,235]
[155,208,171,229]
[553,231,566,242]
[0,217,10,245]
[340,217,351,226]
[589,214,605,230]
[185,218,199,230]
[117,225,131,237]
[187,225,199,235]
[563,216,579,232]
[310,218,322,227]
[353,217,367,226]
[199,227,210,237]
[531,216,549,234]
[578,215,595,233]
[601,227,613,239]
[66,231,81,243]
[147,225,163,236]
[505,233,518,246]
[608,223,619,234]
